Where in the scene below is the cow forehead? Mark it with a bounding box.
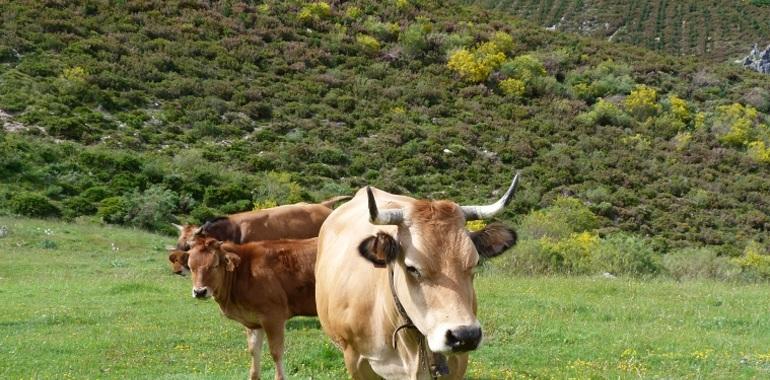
[403,200,477,269]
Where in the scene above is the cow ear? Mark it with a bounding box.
[205,238,222,250]
[470,223,517,259]
[223,251,240,272]
[358,232,399,268]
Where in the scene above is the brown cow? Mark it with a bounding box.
[169,195,349,274]
[315,174,519,379]
[167,249,189,276]
[187,235,317,380]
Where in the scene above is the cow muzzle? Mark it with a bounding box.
[192,287,211,299]
[445,325,482,352]
[428,323,483,353]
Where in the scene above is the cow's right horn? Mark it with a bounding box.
[367,186,404,225]
[461,172,520,220]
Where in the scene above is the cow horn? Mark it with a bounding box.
[367,186,404,225]
[461,172,520,220]
[172,223,184,232]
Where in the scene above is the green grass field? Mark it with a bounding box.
[1,216,769,379]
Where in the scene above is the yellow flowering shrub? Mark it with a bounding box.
[447,41,506,83]
[747,140,770,163]
[624,85,660,120]
[715,103,759,146]
[499,78,525,97]
[298,2,331,24]
[61,66,87,83]
[732,240,770,278]
[668,95,690,123]
[356,34,381,54]
[465,220,487,232]
[253,199,278,210]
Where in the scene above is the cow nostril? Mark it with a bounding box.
[193,288,208,298]
[445,326,482,352]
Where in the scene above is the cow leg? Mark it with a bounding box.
[246,328,264,380]
[343,346,380,380]
[263,320,287,380]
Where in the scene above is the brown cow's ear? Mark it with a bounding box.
[205,238,223,250]
[358,232,399,268]
[470,223,517,259]
[223,251,240,272]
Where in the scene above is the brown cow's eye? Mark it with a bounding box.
[405,265,421,279]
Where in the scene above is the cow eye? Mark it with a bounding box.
[405,265,421,279]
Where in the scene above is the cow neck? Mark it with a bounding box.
[387,263,449,379]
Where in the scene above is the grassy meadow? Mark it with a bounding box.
[1,216,770,379]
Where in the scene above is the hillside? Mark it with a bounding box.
[470,0,770,62]
[1,0,770,262]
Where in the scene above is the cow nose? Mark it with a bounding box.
[192,287,208,298]
[445,325,482,352]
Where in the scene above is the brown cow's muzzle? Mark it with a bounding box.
[192,287,211,299]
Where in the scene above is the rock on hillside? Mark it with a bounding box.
[740,44,770,74]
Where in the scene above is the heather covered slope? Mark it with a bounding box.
[471,0,770,62]
[1,0,769,260]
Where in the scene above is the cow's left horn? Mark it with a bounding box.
[367,186,403,225]
[461,172,520,220]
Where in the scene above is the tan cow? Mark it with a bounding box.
[315,174,519,379]
[187,235,317,380]
[169,195,349,274]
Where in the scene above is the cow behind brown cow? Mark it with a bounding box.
[168,195,349,274]
[187,235,317,380]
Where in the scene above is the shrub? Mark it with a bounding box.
[122,185,180,232]
[592,233,661,276]
[713,103,760,146]
[356,34,381,55]
[747,140,770,163]
[8,192,60,218]
[663,247,738,281]
[499,78,525,97]
[567,60,635,102]
[732,240,770,280]
[97,196,129,224]
[400,24,428,58]
[447,41,506,83]
[298,2,332,25]
[624,85,660,121]
[575,98,633,127]
[518,196,599,240]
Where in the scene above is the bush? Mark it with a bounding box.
[97,196,130,224]
[662,247,738,281]
[356,34,381,55]
[575,98,633,127]
[732,240,770,281]
[8,192,60,218]
[447,41,506,83]
[122,185,180,232]
[519,196,600,240]
[624,85,660,121]
[592,233,661,276]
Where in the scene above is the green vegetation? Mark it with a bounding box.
[471,0,770,61]
[1,0,769,264]
[2,217,770,378]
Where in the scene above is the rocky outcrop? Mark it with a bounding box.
[740,44,770,74]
